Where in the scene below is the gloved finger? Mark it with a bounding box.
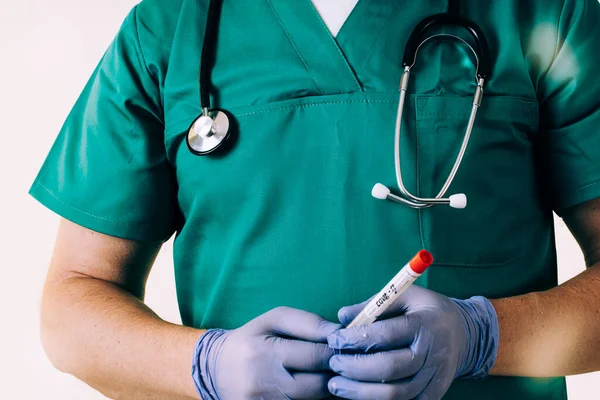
[328,375,427,400]
[338,298,372,326]
[281,372,334,400]
[414,367,454,400]
[373,285,459,323]
[274,337,336,371]
[329,348,425,382]
[327,315,418,351]
[259,307,342,342]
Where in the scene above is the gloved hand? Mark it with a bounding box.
[192,306,342,399]
[326,285,499,400]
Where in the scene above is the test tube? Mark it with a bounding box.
[346,250,434,329]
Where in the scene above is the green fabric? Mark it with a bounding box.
[30,0,600,398]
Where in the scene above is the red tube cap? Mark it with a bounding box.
[409,250,434,274]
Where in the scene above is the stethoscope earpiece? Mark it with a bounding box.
[372,183,391,200]
[449,194,467,209]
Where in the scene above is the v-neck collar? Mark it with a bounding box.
[336,0,404,78]
[266,0,407,94]
[266,0,361,94]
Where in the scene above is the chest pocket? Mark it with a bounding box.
[415,95,540,268]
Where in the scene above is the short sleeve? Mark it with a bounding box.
[537,0,600,215]
[29,6,177,242]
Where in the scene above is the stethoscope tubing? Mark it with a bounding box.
[387,23,489,209]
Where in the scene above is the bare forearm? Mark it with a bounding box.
[490,264,600,377]
[41,275,203,400]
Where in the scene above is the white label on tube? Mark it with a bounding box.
[363,264,419,319]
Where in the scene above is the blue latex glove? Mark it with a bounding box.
[192,306,342,399]
[326,285,499,400]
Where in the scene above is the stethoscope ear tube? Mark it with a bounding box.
[386,53,485,209]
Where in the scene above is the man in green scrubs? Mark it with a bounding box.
[31,0,600,399]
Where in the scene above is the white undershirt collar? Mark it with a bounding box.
[310,0,360,37]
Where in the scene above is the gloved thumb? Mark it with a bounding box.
[256,307,343,342]
[338,298,372,327]
[338,285,423,326]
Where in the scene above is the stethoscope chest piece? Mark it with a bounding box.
[186,109,231,155]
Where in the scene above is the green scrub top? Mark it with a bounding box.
[31,0,600,398]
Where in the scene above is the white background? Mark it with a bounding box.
[1,0,599,398]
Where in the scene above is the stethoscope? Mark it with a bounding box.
[186,0,231,156]
[186,0,490,210]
